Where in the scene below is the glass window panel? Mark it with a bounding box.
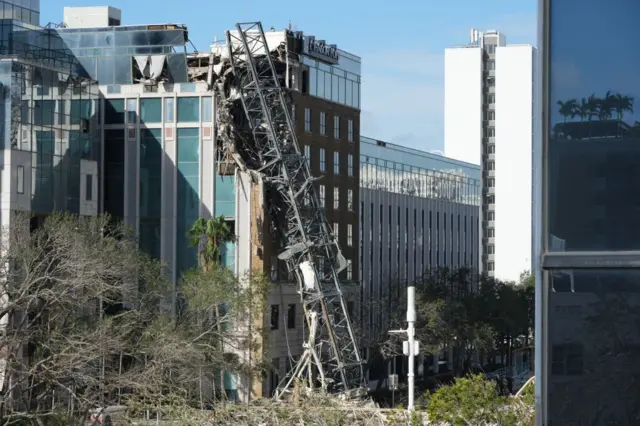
[548,0,640,251]
[164,97,174,123]
[346,80,353,107]
[127,98,137,124]
[309,67,317,96]
[86,174,93,201]
[353,83,360,109]
[546,269,640,424]
[104,99,125,125]
[17,165,24,194]
[202,97,213,122]
[177,97,199,122]
[97,56,115,85]
[338,76,346,104]
[140,98,162,123]
[332,74,339,102]
[324,71,331,100]
[318,70,326,98]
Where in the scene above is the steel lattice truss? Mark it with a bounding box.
[224,22,365,396]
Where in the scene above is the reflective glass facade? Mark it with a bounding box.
[539,0,640,424]
[0,19,99,214]
[54,25,189,85]
[303,49,361,109]
[139,128,161,259]
[0,0,38,26]
[176,127,199,275]
[360,136,481,206]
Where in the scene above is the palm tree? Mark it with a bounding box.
[579,98,590,122]
[188,216,235,271]
[597,90,614,121]
[188,215,236,400]
[557,99,578,123]
[612,92,634,122]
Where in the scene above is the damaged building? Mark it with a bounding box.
[50,7,364,401]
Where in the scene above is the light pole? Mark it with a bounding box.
[389,284,420,411]
[406,285,416,410]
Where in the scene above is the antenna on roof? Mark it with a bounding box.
[288,20,292,31]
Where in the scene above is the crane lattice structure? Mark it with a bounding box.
[223,22,365,397]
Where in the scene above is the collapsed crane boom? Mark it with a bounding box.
[219,22,365,396]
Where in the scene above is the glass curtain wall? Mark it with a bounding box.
[0,20,99,214]
[539,0,640,424]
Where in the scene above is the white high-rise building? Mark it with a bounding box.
[444,29,535,282]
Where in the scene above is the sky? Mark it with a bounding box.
[42,0,537,152]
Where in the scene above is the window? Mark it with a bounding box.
[346,260,352,280]
[333,187,339,209]
[488,245,495,254]
[488,262,495,271]
[140,98,162,123]
[334,223,339,239]
[304,145,311,164]
[177,97,199,122]
[320,112,327,136]
[202,97,213,122]
[287,304,296,329]
[333,151,340,175]
[347,189,354,211]
[164,98,174,123]
[485,127,495,137]
[86,174,93,201]
[105,99,125,125]
[304,108,311,132]
[270,256,278,281]
[348,154,353,177]
[486,94,495,104]
[16,165,24,194]
[487,161,495,171]
[347,119,354,142]
[487,228,495,238]
[320,148,326,172]
[487,211,495,221]
[127,98,137,124]
[347,224,353,246]
[319,185,325,207]
[291,104,296,122]
[270,305,279,330]
[333,116,340,139]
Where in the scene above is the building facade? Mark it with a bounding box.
[444,30,535,281]
[0,16,100,231]
[537,0,640,424]
[359,136,481,385]
[53,8,363,401]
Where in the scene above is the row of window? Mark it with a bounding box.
[15,164,94,201]
[105,97,213,125]
[317,185,355,212]
[21,96,214,128]
[303,145,354,176]
[361,203,476,286]
[299,106,354,142]
[269,300,356,330]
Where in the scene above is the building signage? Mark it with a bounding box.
[303,36,339,65]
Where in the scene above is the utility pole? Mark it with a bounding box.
[389,284,420,411]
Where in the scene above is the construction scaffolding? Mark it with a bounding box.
[213,22,365,397]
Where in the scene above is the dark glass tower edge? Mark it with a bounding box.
[537,1,640,424]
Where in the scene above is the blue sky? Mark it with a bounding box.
[43,0,537,152]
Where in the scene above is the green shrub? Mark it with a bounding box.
[426,374,532,426]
